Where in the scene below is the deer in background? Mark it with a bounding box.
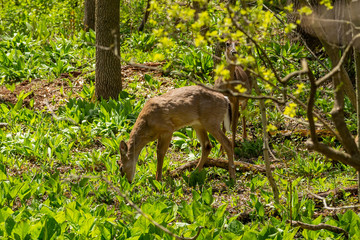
[119,85,236,182]
[215,40,253,148]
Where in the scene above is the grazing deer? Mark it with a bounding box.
[215,40,253,147]
[119,85,235,182]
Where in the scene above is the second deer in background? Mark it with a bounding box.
[215,40,253,148]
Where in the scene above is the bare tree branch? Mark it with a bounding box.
[316,33,360,86]
[226,4,283,84]
[289,220,349,239]
[248,68,339,139]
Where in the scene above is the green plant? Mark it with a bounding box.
[235,139,263,159]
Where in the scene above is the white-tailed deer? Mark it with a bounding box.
[215,40,253,147]
[119,85,235,182]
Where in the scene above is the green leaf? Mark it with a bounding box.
[12,220,30,240]
[13,91,33,112]
[181,202,194,222]
[5,216,15,236]
[228,220,244,235]
[0,207,13,222]
[39,216,61,240]
[0,163,7,181]
[202,187,214,205]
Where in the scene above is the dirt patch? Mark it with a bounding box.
[0,62,168,110]
[0,71,83,110]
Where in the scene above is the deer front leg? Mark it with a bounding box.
[156,133,172,181]
[194,126,212,170]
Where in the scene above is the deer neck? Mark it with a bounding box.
[127,121,150,164]
[227,63,236,81]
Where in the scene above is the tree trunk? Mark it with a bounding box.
[138,0,151,32]
[95,0,122,100]
[84,0,95,31]
[229,0,237,6]
[193,0,208,36]
[288,0,358,107]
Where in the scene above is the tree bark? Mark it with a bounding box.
[84,0,95,31]
[95,0,122,100]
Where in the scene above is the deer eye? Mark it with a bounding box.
[226,42,231,47]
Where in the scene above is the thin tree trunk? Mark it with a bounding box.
[355,50,360,202]
[193,0,208,36]
[95,0,122,100]
[254,81,280,203]
[138,0,151,32]
[84,0,95,31]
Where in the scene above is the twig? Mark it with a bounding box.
[170,158,272,177]
[62,175,203,240]
[226,4,282,84]
[248,68,339,139]
[289,220,349,239]
[102,177,203,240]
[283,115,323,128]
[307,190,360,211]
[280,69,308,84]
[44,101,78,126]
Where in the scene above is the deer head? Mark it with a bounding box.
[119,141,137,182]
[224,40,239,63]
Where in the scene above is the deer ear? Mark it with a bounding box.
[120,141,128,154]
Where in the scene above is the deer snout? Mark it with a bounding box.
[231,50,238,56]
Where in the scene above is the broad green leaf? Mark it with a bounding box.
[39,216,61,240]
[12,220,30,240]
[228,220,244,235]
[202,187,214,205]
[0,163,7,181]
[5,216,15,236]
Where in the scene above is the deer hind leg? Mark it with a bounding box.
[193,126,212,170]
[207,125,235,180]
[156,132,173,181]
[232,98,240,148]
[242,116,247,140]
[241,102,248,140]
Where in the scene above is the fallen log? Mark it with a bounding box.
[170,158,276,177]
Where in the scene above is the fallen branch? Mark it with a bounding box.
[289,220,349,239]
[307,190,360,211]
[299,186,358,200]
[170,158,274,177]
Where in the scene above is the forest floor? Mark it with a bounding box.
[1,64,358,222]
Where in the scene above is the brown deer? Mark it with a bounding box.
[215,40,253,147]
[119,85,235,182]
